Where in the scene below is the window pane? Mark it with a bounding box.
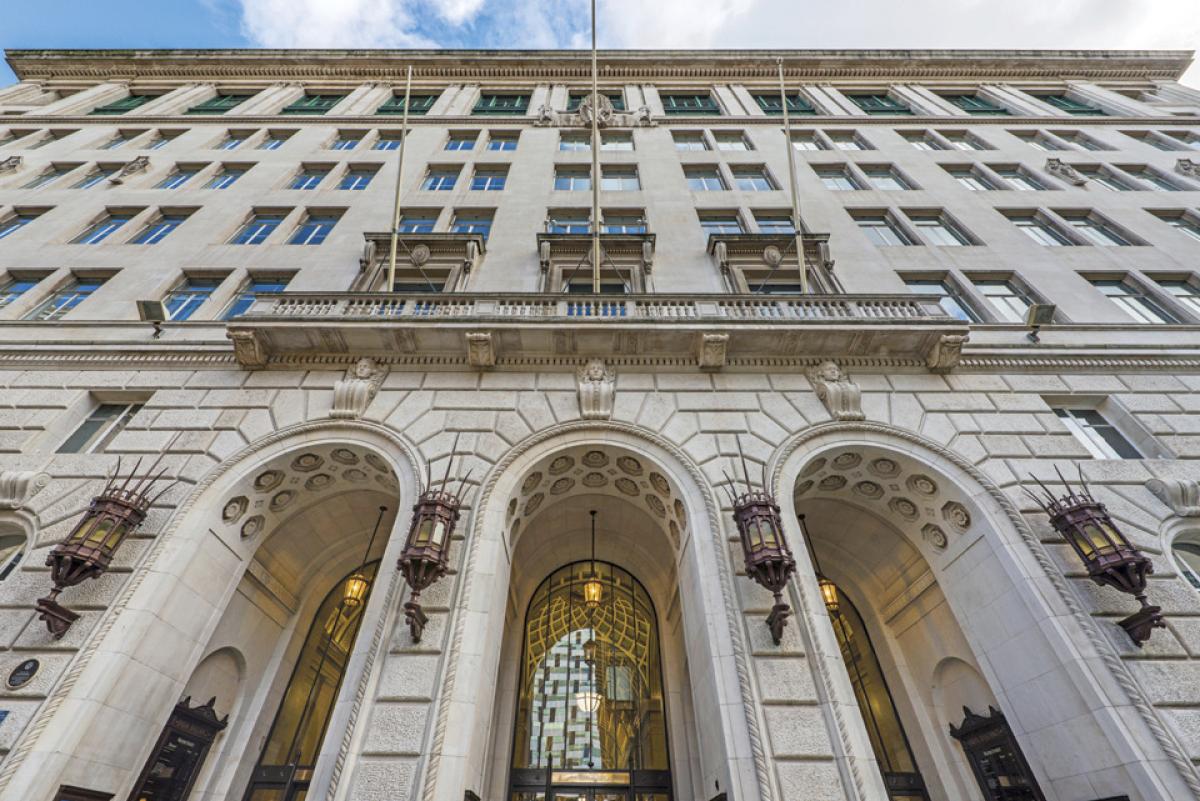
[911,216,971,246]
[289,216,338,245]
[25,279,104,320]
[856,216,911,246]
[58,403,142,453]
[904,279,978,321]
[164,278,220,320]
[975,280,1032,323]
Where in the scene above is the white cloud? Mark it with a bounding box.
[432,0,487,25]
[239,0,431,47]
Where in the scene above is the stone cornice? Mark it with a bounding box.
[5,48,1194,84]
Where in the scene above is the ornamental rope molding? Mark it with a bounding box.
[421,419,774,801]
[0,419,423,796]
[767,421,1200,799]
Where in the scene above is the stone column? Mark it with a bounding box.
[808,85,866,116]
[0,82,46,104]
[35,82,128,115]
[641,85,665,116]
[1066,81,1163,117]
[327,82,391,115]
[226,83,304,116]
[895,84,968,116]
[714,84,748,115]
[975,84,1041,116]
[1148,81,1200,105]
[730,85,765,115]
[129,83,216,116]
[993,85,1072,116]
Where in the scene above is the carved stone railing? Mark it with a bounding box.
[227,292,968,371]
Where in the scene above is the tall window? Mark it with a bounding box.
[243,563,380,801]
[699,212,743,235]
[451,211,494,239]
[473,93,530,115]
[0,211,43,240]
[600,166,640,191]
[974,279,1035,323]
[855,214,915,246]
[73,166,117,189]
[71,212,133,244]
[422,168,459,191]
[24,278,105,320]
[602,212,646,234]
[258,131,292,150]
[290,167,329,190]
[863,167,910,191]
[731,166,775,191]
[156,166,200,189]
[1172,535,1200,591]
[281,94,342,115]
[397,211,437,234]
[1158,280,1200,316]
[660,93,720,115]
[205,165,247,189]
[1053,407,1141,459]
[993,168,1045,191]
[684,166,725,191]
[672,131,708,151]
[187,94,249,115]
[163,277,221,320]
[90,94,155,115]
[554,167,591,191]
[488,132,519,151]
[289,213,339,245]
[377,94,436,115]
[471,167,508,191]
[330,132,363,151]
[23,164,75,189]
[848,94,911,115]
[57,402,143,453]
[445,132,477,151]
[904,278,979,321]
[0,276,39,309]
[217,132,248,150]
[909,213,974,246]
[223,277,291,319]
[1007,214,1073,246]
[754,92,815,115]
[230,213,285,245]
[1091,279,1177,323]
[339,167,377,191]
[129,213,188,245]
[1061,213,1132,246]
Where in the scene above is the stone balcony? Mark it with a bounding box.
[226,291,969,371]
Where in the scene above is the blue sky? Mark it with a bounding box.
[3,0,1198,87]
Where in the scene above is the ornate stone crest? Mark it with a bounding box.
[577,359,615,420]
[330,358,386,419]
[1176,158,1199,180]
[807,361,864,421]
[109,155,150,185]
[1045,158,1086,186]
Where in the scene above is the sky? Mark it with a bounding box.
[1,0,1198,87]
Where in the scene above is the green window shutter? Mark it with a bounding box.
[754,93,815,115]
[281,94,342,115]
[1038,94,1105,116]
[848,94,912,115]
[89,94,154,116]
[377,94,436,115]
[661,94,720,115]
[473,94,530,115]
[944,94,1008,115]
[185,94,249,115]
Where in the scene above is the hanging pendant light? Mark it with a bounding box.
[818,575,840,616]
[342,572,370,607]
[584,509,602,610]
[576,690,602,713]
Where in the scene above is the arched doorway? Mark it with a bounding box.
[510,560,670,801]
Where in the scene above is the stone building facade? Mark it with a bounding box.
[0,48,1196,801]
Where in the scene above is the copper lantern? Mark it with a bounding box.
[731,487,797,644]
[37,458,172,638]
[1028,469,1164,646]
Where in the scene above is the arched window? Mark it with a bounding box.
[1172,533,1200,590]
[0,531,26,581]
[510,561,671,800]
[242,560,379,801]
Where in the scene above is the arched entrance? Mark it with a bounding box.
[510,560,670,801]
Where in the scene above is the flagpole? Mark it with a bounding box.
[777,57,808,294]
[387,65,414,292]
[590,0,601,293]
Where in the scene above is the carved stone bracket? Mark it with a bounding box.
[0,470,51,511]
[1146,478,1200,517]
[927,333,968,373]
[0,155,22,173]
[534,95,654,128]
[1177,158,1200,180]
[576,359,615,420]
[330,358,387,419]
[465,332,495,369]
[227,329,267,368]
[109,155,150,185]
[807,361,865,421]
[1045,158,1087,186]
[697,333,729,370]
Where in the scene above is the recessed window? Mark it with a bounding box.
[854,213,915,246]
[186,94,249,115]
[1036,94,1105,116]
[1052,131,1111,152]
[163,277,221,320]
[129,212,189,245]
[904,278,979,321]
[223,276,292,319]
[753,212,795,234]
[992,167,1046,191]
[473,93,530,116]
[330,131,364,151]
[377,93,436,116]
[602,212,647,234]
[471,166,508,191]
[422,167,459,191]
[258,131,293,150]
[1077,167,1134,192]
[1091,279,1177,323]
[847,94,911,116]
[1152,212,1200,242]
[374,133,405,151]
[72,212,133,244]
[217,131,248,150]
[230,212,285,245]
[902,131,944,151]
[685,166,726,191]
[99,130,141,150]
[699,212,743,235]
[826,131,870,151]
[143,131,179,151]
[554,167,591,191]
[600,166,640,191]
[90,94,155,116]
[945,166,997,191]
[713,132,752,151]
[290,166,329,190]
[289,212,340,245]
[445,132,477,151]
[908,212,975,246]
[973,279,1036,323]
[732,166,775,192]
[863,166,911,191]
[155,165,201,190]
[1006,213,1073,246]
[0,210,45,240]
[451,210,494,239]
[23,164,77,189]
[600,132,634,151]
[1124,167,1183,192]
[815,166,861,191]
[941,131,990,151]
[1053,408,1140,459]
[58,402,144,453]
[73,166,117,189]
[660,93,720,115]
[205,165,247,189]
[672,131,708,151]
[1059,212,1134,246]
[0,275,39,308]
[1157,279,1200,316]
[488,132,519,151]
[754,92,816,115]
[943,94,1009,115]
[547,210,590,234]
[24,277,106,320]
[1010,130,1066,152]
[282,94,342,115]
[790,132,824,151]
[339,166,377,191]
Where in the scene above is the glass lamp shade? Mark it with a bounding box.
[583,575,603,610]
[576,690,602,713]
[582,638,598,664]
[342,572,370,607]
[818,576,840,616]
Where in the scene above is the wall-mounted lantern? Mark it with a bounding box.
[398,439,470,643]
[37,458,172,638]
[722,441,797,644]
[1028,468,1164,646]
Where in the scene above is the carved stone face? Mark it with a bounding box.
[816,361,842,382]
[354,358,375,379]
[584,360,607,381]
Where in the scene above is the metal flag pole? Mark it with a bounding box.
[590,0,601,293]
[777,57,808,294]
[387,65,414,293]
